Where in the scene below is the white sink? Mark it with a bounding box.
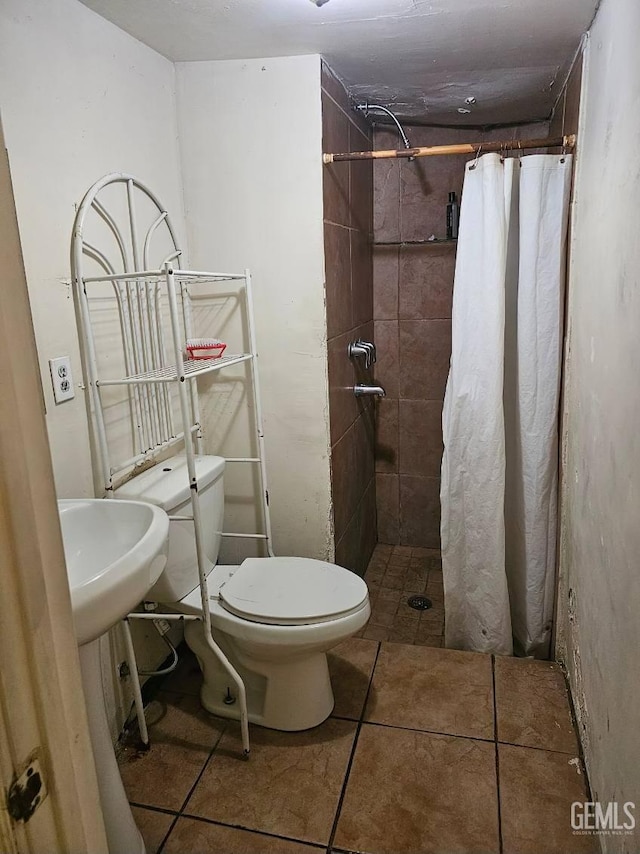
[58,498,169,645]
[58,497,170,854]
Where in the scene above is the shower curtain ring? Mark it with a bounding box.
[516,139,524,166]
[560,139,568,164]
[469,144,482,171]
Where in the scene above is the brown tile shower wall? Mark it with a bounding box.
[373,121,549,548]
[322,63,376,576]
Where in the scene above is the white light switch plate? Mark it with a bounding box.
[49,356,75,403]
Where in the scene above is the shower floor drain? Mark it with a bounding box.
[407,595,432,611]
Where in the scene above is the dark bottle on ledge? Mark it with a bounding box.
[446,191,459,239]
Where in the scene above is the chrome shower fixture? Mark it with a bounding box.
[354,384,386,398]
[354,102,412,151]
[348,339,376,369]
[310,0,330,5]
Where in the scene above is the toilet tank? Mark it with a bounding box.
[113,454,225,604]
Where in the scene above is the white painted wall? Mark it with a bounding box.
[0,0,187,737]
[0,16,333,733]
[0,0,187,499]
[556,0,640,844]
[175,56,333,562]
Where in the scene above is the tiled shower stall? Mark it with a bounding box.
[372,122,552,550]
[322,64,376,575]
[323,59,581,571]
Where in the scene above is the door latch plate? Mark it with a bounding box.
[7,752,47,823]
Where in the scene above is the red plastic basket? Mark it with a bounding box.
[185,342,227,360]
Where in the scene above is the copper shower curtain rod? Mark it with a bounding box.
[322,134,576,164]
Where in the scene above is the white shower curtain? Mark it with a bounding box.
[441,152,572,657]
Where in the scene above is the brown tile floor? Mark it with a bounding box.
[360,543,445,645]
[120,638,599,854]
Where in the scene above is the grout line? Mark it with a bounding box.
[330,713,363,724]
[326,641,382,852]
[323,218,360,233]
[156,813,180,854]
[334,472,377,543]
[362,718,494,744]
[392,395,449,402]
[129,802,179,817]
[329,315,376,335]
[492,739,583,757]
[492,655,504,854]
[129,800,180,852]
[322,86,371,142]
[177,813,328,850]
[392,317,453,323]
[157,718,229,853]
[395,317,451,323]
[361,642,382,720]
[181,722,229,812]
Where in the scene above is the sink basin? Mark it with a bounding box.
[58,498,169,645]
[58,498,170,854]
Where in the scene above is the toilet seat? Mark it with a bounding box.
[175,557,369,626]
[219,557,368,626]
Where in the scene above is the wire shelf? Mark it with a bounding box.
[97,353,253,386]
[82,268,247,286]
[71,173,269,756]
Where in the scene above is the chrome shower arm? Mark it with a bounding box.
[354,103,412,150]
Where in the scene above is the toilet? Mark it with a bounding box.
[114,454,371,731]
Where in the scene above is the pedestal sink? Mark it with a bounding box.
[58,499,170,854]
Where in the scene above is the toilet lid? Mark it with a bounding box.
[218,557,369,625]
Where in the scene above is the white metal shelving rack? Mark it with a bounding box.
[71,173,273,755]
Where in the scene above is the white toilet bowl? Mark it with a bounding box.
[114,454,371,731]
[176,559,371,730]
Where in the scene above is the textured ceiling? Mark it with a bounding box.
[78,0,597,125]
